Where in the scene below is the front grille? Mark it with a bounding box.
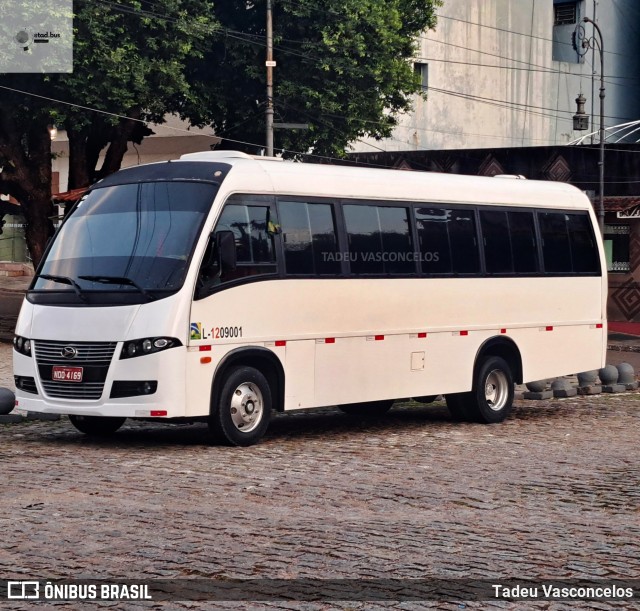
[34,340,117,401]
[42,382,106,400]
[34,341,116,365]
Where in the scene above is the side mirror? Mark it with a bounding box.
[216,230,237,272]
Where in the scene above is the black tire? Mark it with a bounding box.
[339,400,394,416]
[209,366,272,446]
[68,415,126,436]
[445,393,473,421]
[448,356,514,424]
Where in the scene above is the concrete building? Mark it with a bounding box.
[0,116,217,269]
[51,115,218,196]
[352,0,640,152]
[348,1,640,324]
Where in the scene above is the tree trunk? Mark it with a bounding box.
[22,125,54,268]
[22,196,54,269]
[96,114,142,180]
[67,128,91,190]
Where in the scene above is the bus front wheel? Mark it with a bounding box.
[68,415,126,436]
[447,356,514,424]
[209,366,272,446]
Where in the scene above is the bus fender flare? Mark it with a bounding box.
[473,336,523,384]
[210,346,286,412]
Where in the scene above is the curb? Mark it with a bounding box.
[0,412,61,423]
[607,343,640,353]
[0,414,23,423]
[0,287,30,297]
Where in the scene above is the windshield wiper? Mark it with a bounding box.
[37,274,88,302]
[78,275,155,301]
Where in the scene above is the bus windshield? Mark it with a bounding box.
[31,181,218,304]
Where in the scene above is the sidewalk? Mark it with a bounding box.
[0,273,31,343]
[0,274,31,293]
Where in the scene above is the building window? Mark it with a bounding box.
[604,224,630,273]
[552,1,581,63]
[414,62,428,92]
[554,2,577,26]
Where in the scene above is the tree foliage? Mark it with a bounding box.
[189,0,441,157]
[0,0,440,266]
[0,0,216,265]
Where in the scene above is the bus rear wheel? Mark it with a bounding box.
[209,366,272,446]
[68,415,126,436]
[339,400,394,416]
[447,356,514,424]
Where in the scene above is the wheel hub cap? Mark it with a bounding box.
[230,383,263,432]
[485,369,509,411]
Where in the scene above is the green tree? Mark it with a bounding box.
[189,0,441,157]
[0,0,216,267]
[0,0,440,267]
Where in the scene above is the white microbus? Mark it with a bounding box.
[13,151,607,445]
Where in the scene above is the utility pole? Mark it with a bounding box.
[574,15,605,236]
[590,0,597,145]
[265,0,274,157]
[582,16,605,236]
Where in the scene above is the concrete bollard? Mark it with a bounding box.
[0,387,15,415]
[0,387,22,423]
[616,363,638,390]
[523,380,552,400]
[577,370,602,395]
[551,378,577,398]
[599,365,625,393]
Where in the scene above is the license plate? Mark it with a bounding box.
[52,366,84,382]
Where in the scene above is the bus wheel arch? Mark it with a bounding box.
[474,336,523,385]
[211,347,285,413]
[446,337,521,424]
[208,348,284,445]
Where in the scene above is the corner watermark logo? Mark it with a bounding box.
[1,578,636,602]
[5,581,152,602]
[0,0,73,73]
[7,581,39,599]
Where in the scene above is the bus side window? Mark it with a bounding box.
[343,204,414,275]
[415,207,452,274]
[508,211,538,273]
[279,201,340,275]
[567,213,600,273]
[538,212,572,273]
[416,206,479,275]
[449,208,480,274]
[198,203,277,292]
[480,210,513,274]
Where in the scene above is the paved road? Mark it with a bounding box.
[0,342,638,608]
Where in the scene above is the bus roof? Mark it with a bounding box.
[173,151,591,210]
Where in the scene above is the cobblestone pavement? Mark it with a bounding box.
[0,342,638,610]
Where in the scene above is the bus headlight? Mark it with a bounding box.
[120,337,182,360]
[13,335,32,357]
